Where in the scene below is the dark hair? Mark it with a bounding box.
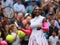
[32,6,42,18]
[4,24,11,34]
[52,30,57,34]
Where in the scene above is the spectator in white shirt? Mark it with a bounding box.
[49,30,58,45]
[14,0,26,13]
[56,30,60,45]
[1,0,13,8]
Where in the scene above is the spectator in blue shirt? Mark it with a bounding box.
[14,0,26,13]
[26,0,37,13]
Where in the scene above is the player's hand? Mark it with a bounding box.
[37,25,41,30]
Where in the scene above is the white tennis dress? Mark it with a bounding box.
[28,15,48,45]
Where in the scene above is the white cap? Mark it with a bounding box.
[25,13,31,17]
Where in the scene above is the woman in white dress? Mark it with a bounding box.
[28,6,49,45]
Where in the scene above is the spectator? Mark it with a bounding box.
[26,0,37,13]
[4,24,10,40]
[21,19,31,45]
[47,13,59,29]
[46,7,55,18]
[56,11,60,29]
[14,0,26,13]
[24,13,32,22]
[1,0,13,8]
[48,19,58,37]
[14,12,24,28]
[49,30,58,45]
[56,30,60,45]
[11,24,20,45]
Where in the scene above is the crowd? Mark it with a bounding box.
[0,0,60,45]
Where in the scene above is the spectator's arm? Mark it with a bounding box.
[41,0,49,8]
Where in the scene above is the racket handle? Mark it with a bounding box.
[14,22,18,27]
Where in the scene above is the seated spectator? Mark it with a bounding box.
[56,30,60,45]
[26,0,37,13]
[48,19,58,37]
[47,13,59,29]
[4,24,10,40]
[24,13,32,22]
[10,24,20,45]
[14,0,26,13]
[46,7,55,18]
[1,0,13,8]
[56,11,60,29]
[49,30,58,45]
[14,12,24,28]
[21,19,32,45]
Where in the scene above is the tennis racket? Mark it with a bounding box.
[3,6,14,19]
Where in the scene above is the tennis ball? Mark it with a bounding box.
[18,30,26,38]
[6,35,15,43]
